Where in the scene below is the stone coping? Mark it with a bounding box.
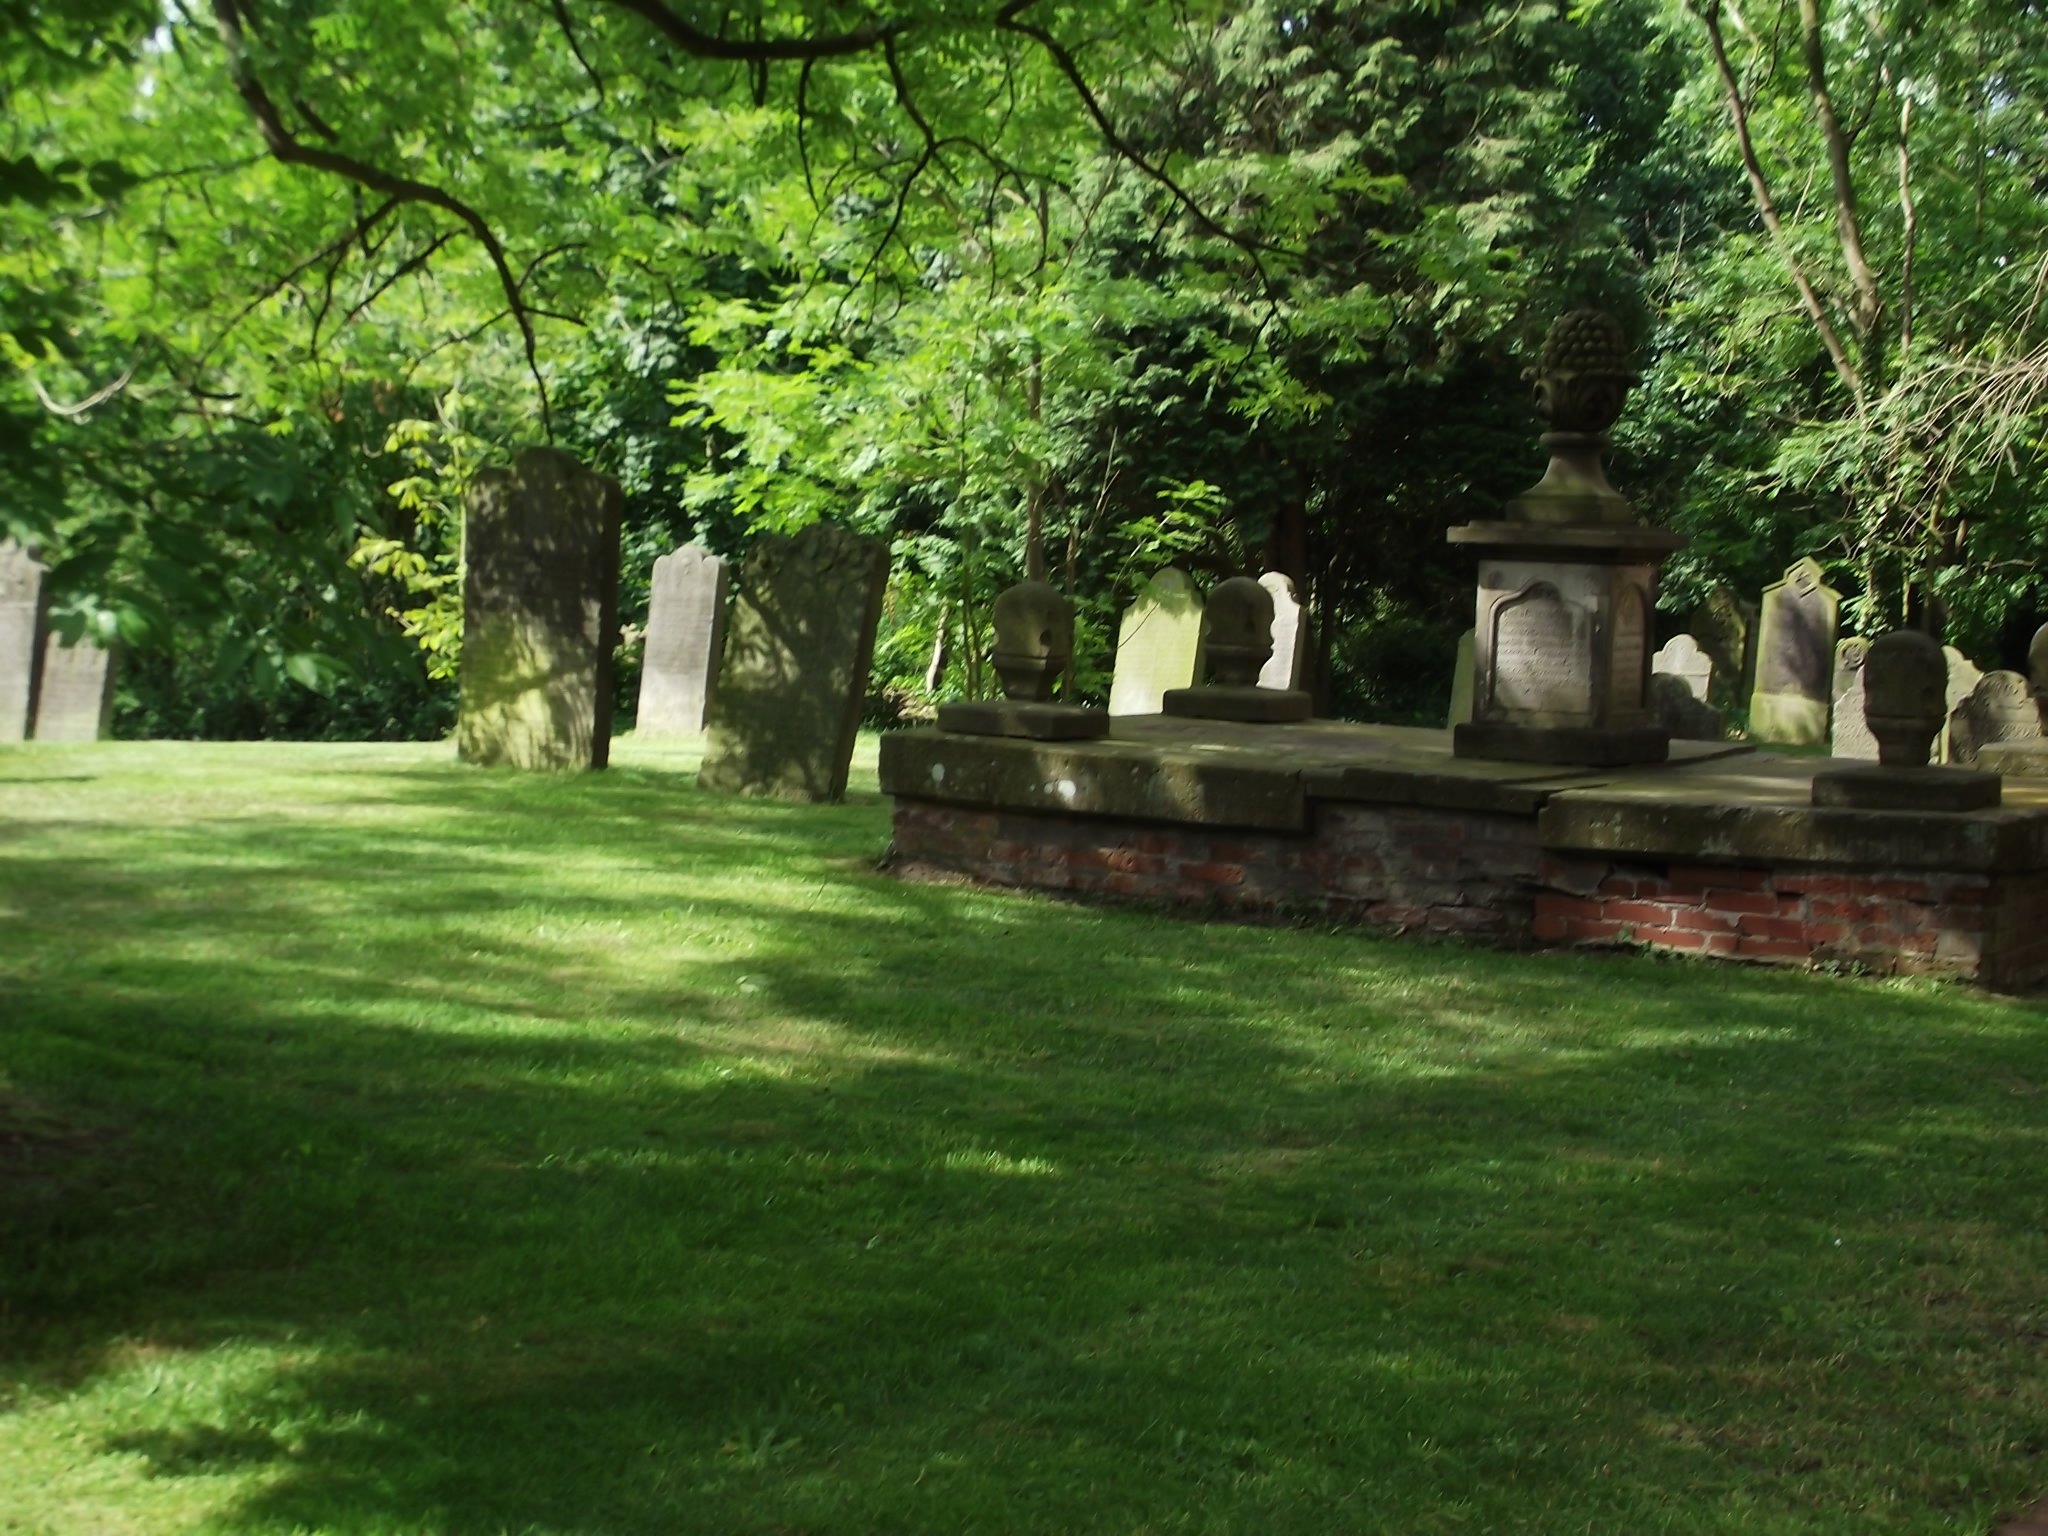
[877,716,2048,872]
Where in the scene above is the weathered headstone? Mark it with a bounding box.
[1257,572,1307,690]
[1748,557,1840,745]
[1936,646,1983,764]
[699,520,889,801]
[636,544,728,736]
[1690,586,1756,712]
[1652,634,1713,703]
[1651,635,1720,739]
[1107,567,1204,716]
[1812,629,2000,811]
[0,540,47,742]
[457,448,623,771]
[32,634,117,742]
[1446,630,1475,727]
[1828,637,1877,761]
[1948,670,2042,766]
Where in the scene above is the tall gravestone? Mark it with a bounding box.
[1107,567,1204,716]
[0,540,48,742]
[1651,634,1719,739]
[1937,646,1982,764]
[1748,557,1840,745]
[1829,637,1877,760]
[1690,587,1756,713]
[457,448,623,771]
[636,544,728,736]
[1446,629,1476,727]
[33,635,117,742]
[1257,572,1307,690]
[699,521,889,802]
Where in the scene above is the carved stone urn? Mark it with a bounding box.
[1447,310,1687,766]
[1162,575,1311,723]
[990,580,1073,703]
[1811,629,2001,810]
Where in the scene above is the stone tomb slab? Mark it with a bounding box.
[699,521,889,802]
[0,539,47,742]
[457,448,623,771]
[637,543,728,736]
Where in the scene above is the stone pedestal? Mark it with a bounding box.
[1448,524,1684,766]
[937,699,1107,740]
[1162,684,1311,723]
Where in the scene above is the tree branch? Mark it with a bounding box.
[598,0,897,61]
[1896,94,1915,365]
[209,0,555,434]
[1797,0,1881,342]
[548,0,607,99]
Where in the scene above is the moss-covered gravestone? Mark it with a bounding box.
[0,539,47,743]
[698,521,888,802]
[1748,557,1840,746]
[457,448,623,771]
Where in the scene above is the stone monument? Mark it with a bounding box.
[1947,670,2042,766]
[1107,567,1204,716]
[936,580,1106,740]
[1650,634,1720,739]
[1828,638,1877,760]
[1936,646,1982,764]
[0,540,48,743]
[1446,630,1475,727]
[33,634,117,742]
[1811,630,1999,810]
[1447,311,1685,764]
[1258,572,1307,690]
[1163,575,1312,722]
[457,448,623,771]
[636,544,728,736]
[1979,624,2048,775]
[1748,558,1841,746]
[699,520,889,801]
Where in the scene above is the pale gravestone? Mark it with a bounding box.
[699,521,888,802]
[1948,671,2042,766]
[457,448,623,771]
[1691,586,1756,713]
[1446,629,1476,727]
[1491,584,1591,719]
[1651,634,1719,739]
[636,544,728,736]
[1108,567,1204,716]
[1937,646,1982,764]
[1748,557,1840,745]
[1257,572,1306,690]
[0,540,47,742]
[1829,638,1877,761]
[33,635,117,742]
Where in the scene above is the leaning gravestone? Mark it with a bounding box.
[1948,670,2042,766]
[1748,557,1840,745]
[1829,638,1877,760]
[33,634,117,742]
[1258,572,1307,691]
[1690,586,1756,712]
[1107,567,1204,716]
[457,448,623,771]
[1446,629,1476,727]
[699,521,889,802]
[636,544,728,736]
[0,539,47,742]
[1651,634,1720,739]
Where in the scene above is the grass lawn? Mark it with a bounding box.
[2,734,2046,1534]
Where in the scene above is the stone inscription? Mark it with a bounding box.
[1490,586,1590,718]
[1610,585,1646,711]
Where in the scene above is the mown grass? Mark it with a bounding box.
[1,734,2045,1534]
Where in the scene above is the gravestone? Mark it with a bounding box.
[0,540,47,742]
[1948,670,2042,766]
[699,520,889,801]
[1748,557,1840,745]
[1107,567,1204,716]
[33,634,117,742]
[1829,638,1877,761]
[1690,586,1756,712]
[457,447,623,771]
[1936,646,1982,764]
[1446,630,1476,727]
[1651,634,1720,739]
[1258,572,1307,690]
[636,544,728,736]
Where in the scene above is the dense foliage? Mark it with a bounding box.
[6,0,2048,736]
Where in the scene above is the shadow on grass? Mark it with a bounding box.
[2,747,2047,1532]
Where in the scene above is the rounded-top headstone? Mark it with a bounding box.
[1862,630,1947,768]
[2030,622,2048,692]
[990,580,1074,703]
[1202,576,1276,687]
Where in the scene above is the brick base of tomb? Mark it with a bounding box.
[879,718,2048,991]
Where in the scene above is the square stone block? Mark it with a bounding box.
[936,700,1109,740]
[1162,685,1312,723]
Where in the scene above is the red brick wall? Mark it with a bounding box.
[889,796,2048,988]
